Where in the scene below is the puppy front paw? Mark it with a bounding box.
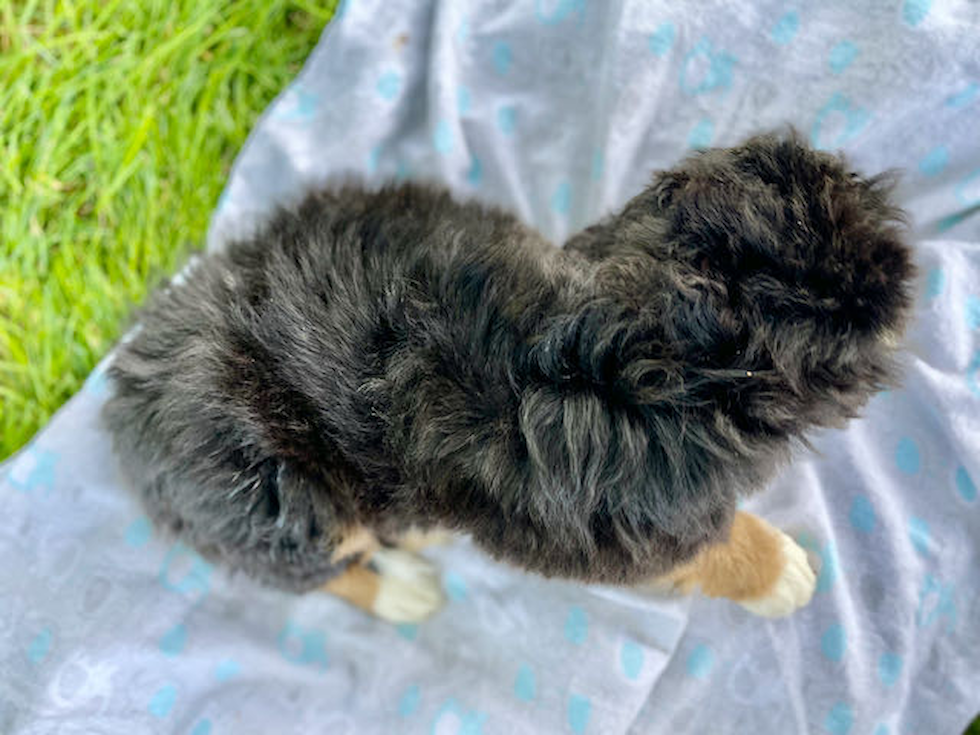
[370,548,446,623]
[738,530,816,618]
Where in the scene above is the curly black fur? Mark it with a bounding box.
[104,131,915,590]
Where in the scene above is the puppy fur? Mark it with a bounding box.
[103,131,915,591]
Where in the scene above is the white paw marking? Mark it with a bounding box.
[739,530,817,618]
[371,548,445,623]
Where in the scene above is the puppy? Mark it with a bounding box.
[104,131,914,622]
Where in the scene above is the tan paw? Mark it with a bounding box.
[371,548,446,623]
[738,530,816,618]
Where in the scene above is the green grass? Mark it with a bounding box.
[0,0,335,459]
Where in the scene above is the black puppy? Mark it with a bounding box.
[104,131,914,621]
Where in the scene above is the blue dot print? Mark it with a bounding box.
[278,622,329,669]
[191,719,212,735]
[894,437,921,475]
[686,644,714,679]
[909,517,931,556]
[445,571,468,601]
[967,295,980,330]
[376,71,401,101]
[457,86,472,114]
[925,268,945,300]
[679,38,736,96]
[433,119,453,155]
[535,0,586,25]
[849,495,876,533]
[797,534,839,593]
[552,182,572,215]
[399,684,421,716]
[825,702,854,735]
[918,146,948,177]
[946,83,979,109]
[620,640,644,680]
[828,41,858,74]
[28,628,53,664]
[811,93,871,150]
[396,623,418,641]
[955,466,977,502]
[878,651,903,687]
[125,517,152,547]
[591,150,604,181]
[514,663,536,702]
[497,105,517,136]
[564,606,588,645]
[159,623,187,656]
[771,11,799,45]
[820,623,847,662]
[567,694,591,734]
[215,658,240,681]
[649,22,676,56]
[467,157,483,186]
[688,118,714,149]
[149,684,177,719]
[492,41,512,74]
[873,725,890,735]
[902,0,932,26]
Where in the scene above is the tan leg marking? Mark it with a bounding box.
[322,563,382,612]
[659,511,816,617]
[329,525,381,563]
[397,527,455,552]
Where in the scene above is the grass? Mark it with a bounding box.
[0,0,335,459]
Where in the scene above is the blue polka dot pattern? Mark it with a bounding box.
[149,684,177,719]
[433,119,453,154]
[829,41,858,74]
[620,640,644,680]
[591,150,604,181]
[918,146,948,176]
[564,606,588,645]
[946,82,979,109]
[535,0,586,25]
[396,623,418,641]
[878,652,903,687]
[649,22,676,56]
[798,534,839,593]
[398,684,420,716]
[894,437,920,475]
[956,169,980,206]
[679,38,735,96]
[497,105,517,135]
[467,157,483,185]
[552,181,572,215]
[686,643,714,679]
[955,466,977,502]
[215,658,240,681]
[820,623,846,662]
[688,118,714,149]
[445,571,468,601]
[457,85,472,114]
[567,693,591,734]
[771,11,799,45]
[492,41,512,74]
[278,622,329,669]
[902,0,932,26]
[967,295,980,330]
[28,628,52,664]
[925,267,945,299]
[125,517,152,548]
[908,517,931,556]
[514,663,536,702]
[825,702,854,735]
[873,725,889,735]
[190,719,212,735]
[376,71,401,100]
[159,623,187,656]
[811,93,871,150]
[849,495,876,533]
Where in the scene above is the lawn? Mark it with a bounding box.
[0,0,335,459]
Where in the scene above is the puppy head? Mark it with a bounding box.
[607,130,916,435]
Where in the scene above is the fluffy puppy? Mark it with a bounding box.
[104,131,914,621]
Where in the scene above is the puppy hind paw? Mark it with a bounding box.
[738,531,817,618]
[370,548,446,623]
